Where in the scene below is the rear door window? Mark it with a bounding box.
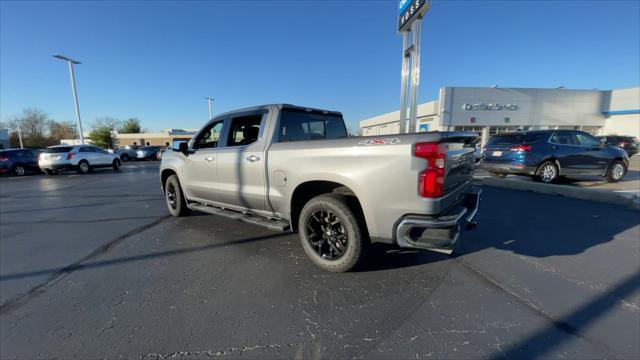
[226,114,263,147]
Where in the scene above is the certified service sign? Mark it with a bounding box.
[398,0,430,32]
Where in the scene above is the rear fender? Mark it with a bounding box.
[537,157,562,176]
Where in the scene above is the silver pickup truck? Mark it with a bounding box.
[160,104,481,272]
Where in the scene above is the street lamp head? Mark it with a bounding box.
[53,54,81,64]
[205,97,214,101]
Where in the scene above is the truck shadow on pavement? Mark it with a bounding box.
[0,232,289,283]
[357,186,639,272]
[457,187,639,258]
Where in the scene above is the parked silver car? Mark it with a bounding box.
[39,145,121,175]
[115,145,139,161]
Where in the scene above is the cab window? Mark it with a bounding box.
[226,114,263,147]
[194,121,224,149]
[278,109,347,142]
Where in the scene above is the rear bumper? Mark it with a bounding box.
[393,187,481,254]
[476,161,536,176]
[39,164,76,171]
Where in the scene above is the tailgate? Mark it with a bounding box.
[443,134,478,194]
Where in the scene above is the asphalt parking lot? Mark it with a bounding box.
[0,162,638,359]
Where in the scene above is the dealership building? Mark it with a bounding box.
[111,128,197,148]
[360,86,639,147]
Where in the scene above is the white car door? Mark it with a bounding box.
[78,146,99,164]
[91,146,110,165]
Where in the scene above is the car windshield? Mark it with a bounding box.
[44,146,73,153]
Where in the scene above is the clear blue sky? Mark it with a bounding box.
[1,0,639,132]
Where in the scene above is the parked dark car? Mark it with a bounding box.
[136,146,162,160]
[477,130,629,183]
[597,135,639,157]
[156,146,167,160]
[0,148,42,176]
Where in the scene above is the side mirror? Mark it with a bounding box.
[178,142,189,155]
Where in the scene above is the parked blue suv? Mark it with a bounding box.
[477,130,629,183]
[0,148,42,176]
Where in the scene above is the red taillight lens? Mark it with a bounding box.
[0,155,8,162]
[413,142,447,198]
[618,141,628,146]
[66,152,75,160]
[509,144,532,152]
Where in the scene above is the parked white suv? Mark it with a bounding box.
[39,145,121,175]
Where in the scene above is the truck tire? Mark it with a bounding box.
[298,193,366,272]
[165,174,190,217]
[605,160,626,183]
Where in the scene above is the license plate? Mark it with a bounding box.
[492,151,503,156]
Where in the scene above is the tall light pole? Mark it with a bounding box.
[16,122,24,148]
[53,54,84,144]
[205,97,214,119]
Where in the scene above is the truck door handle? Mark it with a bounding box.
[246,155,260,162]
[204,156,215,162]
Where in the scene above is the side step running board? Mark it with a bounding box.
[188,204,290,231]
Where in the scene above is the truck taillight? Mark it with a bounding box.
[66,152,75,160]
[413,142,446,198]
[509,144,532,152]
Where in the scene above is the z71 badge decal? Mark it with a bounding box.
[358,138,401,146]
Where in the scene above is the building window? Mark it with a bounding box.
[489,126,519,136]
[146,141,150,146]
[165,141,170,146]
[455,126,485,145]
[580,126,601,136]
[132,141,137,145]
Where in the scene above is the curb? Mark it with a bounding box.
[475,178,640,211]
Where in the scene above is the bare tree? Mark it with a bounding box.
[91,117,120,131]
[49,121,77,143]
[7,108,51,147]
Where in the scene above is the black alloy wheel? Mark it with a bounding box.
[306,209,348,260]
